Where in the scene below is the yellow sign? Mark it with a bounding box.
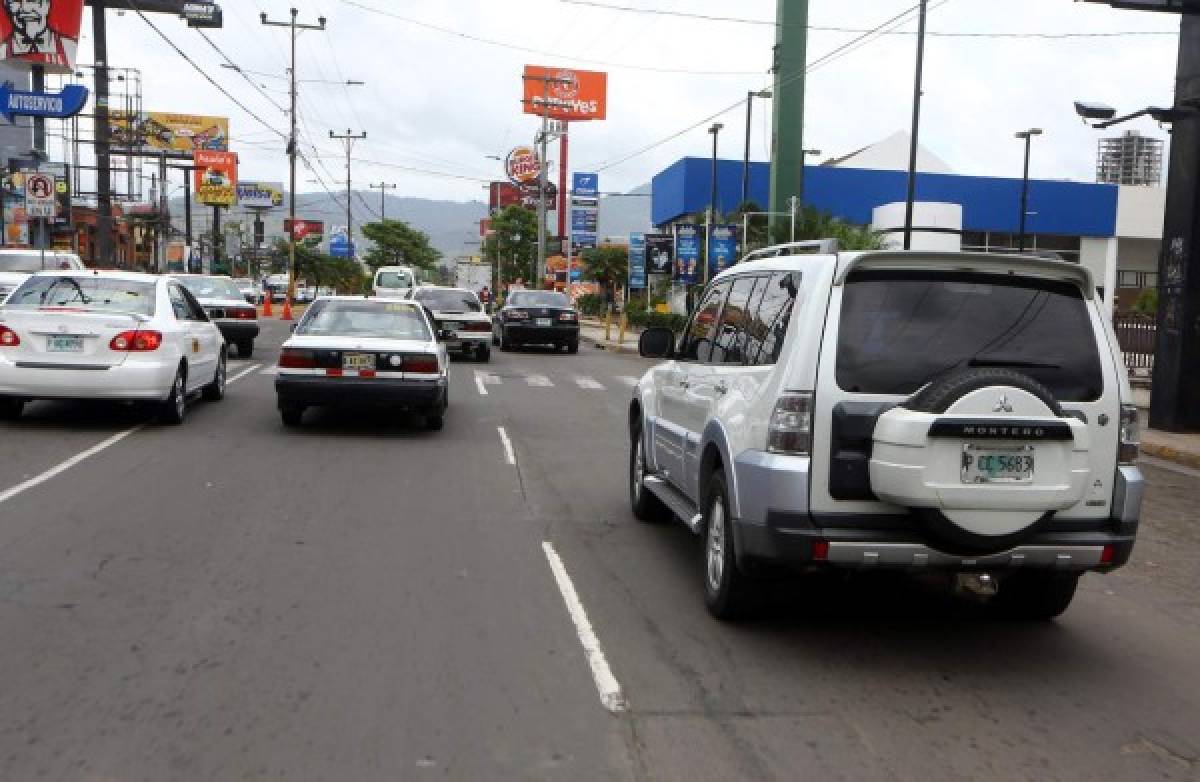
[110,111,229,156]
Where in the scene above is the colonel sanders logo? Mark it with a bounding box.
[0,0,83,73]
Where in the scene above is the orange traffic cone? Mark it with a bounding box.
[281,296,293,321]
[262,292,273,317]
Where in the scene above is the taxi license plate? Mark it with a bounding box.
[47,336,84,352]
[962,444,1034,484]
[342,353,375,371]
[536,318,553,327]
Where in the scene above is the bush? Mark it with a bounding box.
[1134,287,1158,315]
[627,309,685,333]
[575,293,605,317]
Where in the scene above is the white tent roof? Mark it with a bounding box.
[823,131,955,175]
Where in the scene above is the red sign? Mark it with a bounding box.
[479,218,492,238]
[523,65,607,122]
[285,219,325,241]
[0,0,84,73]
[489,181,521,213]
[505,146,541,186]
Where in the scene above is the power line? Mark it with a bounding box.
[193,29,289,118]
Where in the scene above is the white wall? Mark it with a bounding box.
[872,202,962,251]
[1116,186,1166,240]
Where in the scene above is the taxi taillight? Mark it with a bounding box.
[0,325,19,347]
[279,348,315,368]
[110,330,162,351]
[231,307,257,320]
[403,354,438,373]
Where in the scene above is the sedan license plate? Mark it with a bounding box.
[47,336,84,353]
[536,318,553,327]
[342,352,376,371]
[962,444,1034,484]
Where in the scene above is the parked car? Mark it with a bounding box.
[171,274,260,358]
[492,290,580,353]
[0,249,85,304]
[630,242,1143,621]
[0,270,226,424]
[409,286,492,362]
[274,297,449,430]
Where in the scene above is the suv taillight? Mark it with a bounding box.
[0,325,19,347]
[767,392,813,456]
[110,330,162,351]
[1119,404,1140,465]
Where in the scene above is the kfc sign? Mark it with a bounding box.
[505,146,541,186]
[0,0,83,73]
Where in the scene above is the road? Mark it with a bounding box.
[1,318,1198,780]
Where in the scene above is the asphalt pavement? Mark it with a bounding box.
[0,319,1198,780]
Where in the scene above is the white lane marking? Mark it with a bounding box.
[0,360,262,507]
[475,373,488,396]
[526,374,554,387]
[574,376,605,390]
[616,376,639,387]
[480,372,502,385]
[541,542,626,713]
[497,426,516,465]
[259,366,278,376]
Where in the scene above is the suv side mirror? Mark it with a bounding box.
[639,327,675,359]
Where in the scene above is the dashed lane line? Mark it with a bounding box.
[526,375,554,387]
[574,376,605,390]
[497,426,517,465]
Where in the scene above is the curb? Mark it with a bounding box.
[1141,442,1200,471]
[579,330,639,355]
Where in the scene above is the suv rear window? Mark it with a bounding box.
[837,270,1103,401]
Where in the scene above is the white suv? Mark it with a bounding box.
[630,242,1143,620]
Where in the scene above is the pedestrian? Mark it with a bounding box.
[479,285,492,313]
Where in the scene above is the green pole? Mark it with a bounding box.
[769,0,809,236]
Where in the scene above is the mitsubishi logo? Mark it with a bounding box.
[993,394,1014,414]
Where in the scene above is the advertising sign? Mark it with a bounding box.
[9,162,69,227]
[571,232,597,254]
[523,65,608,122]
[675,224,702,285]
[645,233,674,275]
[629,233,646,289]
[571,209,598,233]
[23,172,54,218]
[0,0,84,73]
[111,111,229,156]
[329,232,355,259]
[573,172,598,197]
[505,146,541,186]
[193,150,237,206]
[236,181,284,210]
[489,181,521,213]
[285,218,324,241]
[708,224,738,277]
[183,1,223,28]
[0,82,86,122]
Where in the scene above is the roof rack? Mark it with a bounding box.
[742,239,840,263]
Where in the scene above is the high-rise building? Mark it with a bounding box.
[1096,130,1164,186]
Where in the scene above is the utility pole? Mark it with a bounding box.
[902,0,929,250]
[330,129,367,260]
[262,7,326,303]
[523,72,572,287]
[768,0,809,235]
[706,123,723,287]
[369,181,397,220]
[93,0,114,266]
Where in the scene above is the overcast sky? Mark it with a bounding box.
[85,0,1180,204]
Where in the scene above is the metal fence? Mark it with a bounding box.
[1113,314,1156,379]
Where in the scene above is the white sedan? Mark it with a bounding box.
[275,297,449,429]
[407,286,493,362]
[0,270,227,424]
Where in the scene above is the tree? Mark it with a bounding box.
[481,205,538,287]
[360,219,442,272]
[269,239,366,293]
[581,245,628,289]
[769,204,884,251]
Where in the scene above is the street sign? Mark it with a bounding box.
[0,83,88,122]
[629,233,646,289]
[24,173,56,219]
[571,209,598,233]
[573,172,598,197]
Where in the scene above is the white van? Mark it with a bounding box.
[373,266,417,298]
[631,241,1143,621]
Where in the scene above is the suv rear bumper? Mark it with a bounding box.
[731,450,1142,573]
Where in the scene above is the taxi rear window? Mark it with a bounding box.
[296,300,431,341]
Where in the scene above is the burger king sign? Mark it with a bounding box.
[505,146,541,186]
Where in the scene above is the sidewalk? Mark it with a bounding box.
[578,316,642,355]
[1132,390,1200,469]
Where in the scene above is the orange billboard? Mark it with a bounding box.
[193,150,238,207]
[523,65,607,122]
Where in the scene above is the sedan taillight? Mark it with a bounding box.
[230,307,257,320]
[110,330,162,352]
[279,348,316,368]
[403,354,439,374]
[0,325,19,347]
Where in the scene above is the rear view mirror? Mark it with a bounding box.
[639,327,675,359]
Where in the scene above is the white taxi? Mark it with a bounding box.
[0,270,227,424]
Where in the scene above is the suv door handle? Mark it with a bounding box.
[714,381,729,395]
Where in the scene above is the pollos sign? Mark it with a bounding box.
[505,146,541,186]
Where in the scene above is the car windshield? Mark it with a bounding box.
[0,253,78,273]
[837,270,1104,401]
[508,291,570,308]
[3,276,157,316]
[176,276,245,301]
[296,300,431,340]
[376,271,414,288]
[415,289,482,313]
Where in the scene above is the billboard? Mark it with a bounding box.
[285,218,324,241]
[573,172,598,197]
[489,181,521,213]
[110,111,229,156]
[645,233,674,275]
[675,224,701,285]
[523,65,607,122]
[193,150,237,206]
[708,225,738,277]
[0,0,84,73]
[506,146,541,186]
[629,233,646,289]
[236,181,283,210]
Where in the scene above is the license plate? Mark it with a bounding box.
[962,444,1034,484]
[342,352,375,371]
[47,336,84,353]
[536,318,553,327]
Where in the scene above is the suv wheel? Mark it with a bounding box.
[991,572,1079,620]
[702,470,754,620]
[629,422,670,522]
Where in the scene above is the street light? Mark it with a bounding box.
[1015,128,1043,253]
[742,89,771,206]
[707,122,724,287]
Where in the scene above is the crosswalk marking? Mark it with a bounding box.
[526,375,554,387]
[617,376,639,387]
[476,371,502,385]
[574,376,605,390]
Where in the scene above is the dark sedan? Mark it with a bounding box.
[492,290,580,353]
